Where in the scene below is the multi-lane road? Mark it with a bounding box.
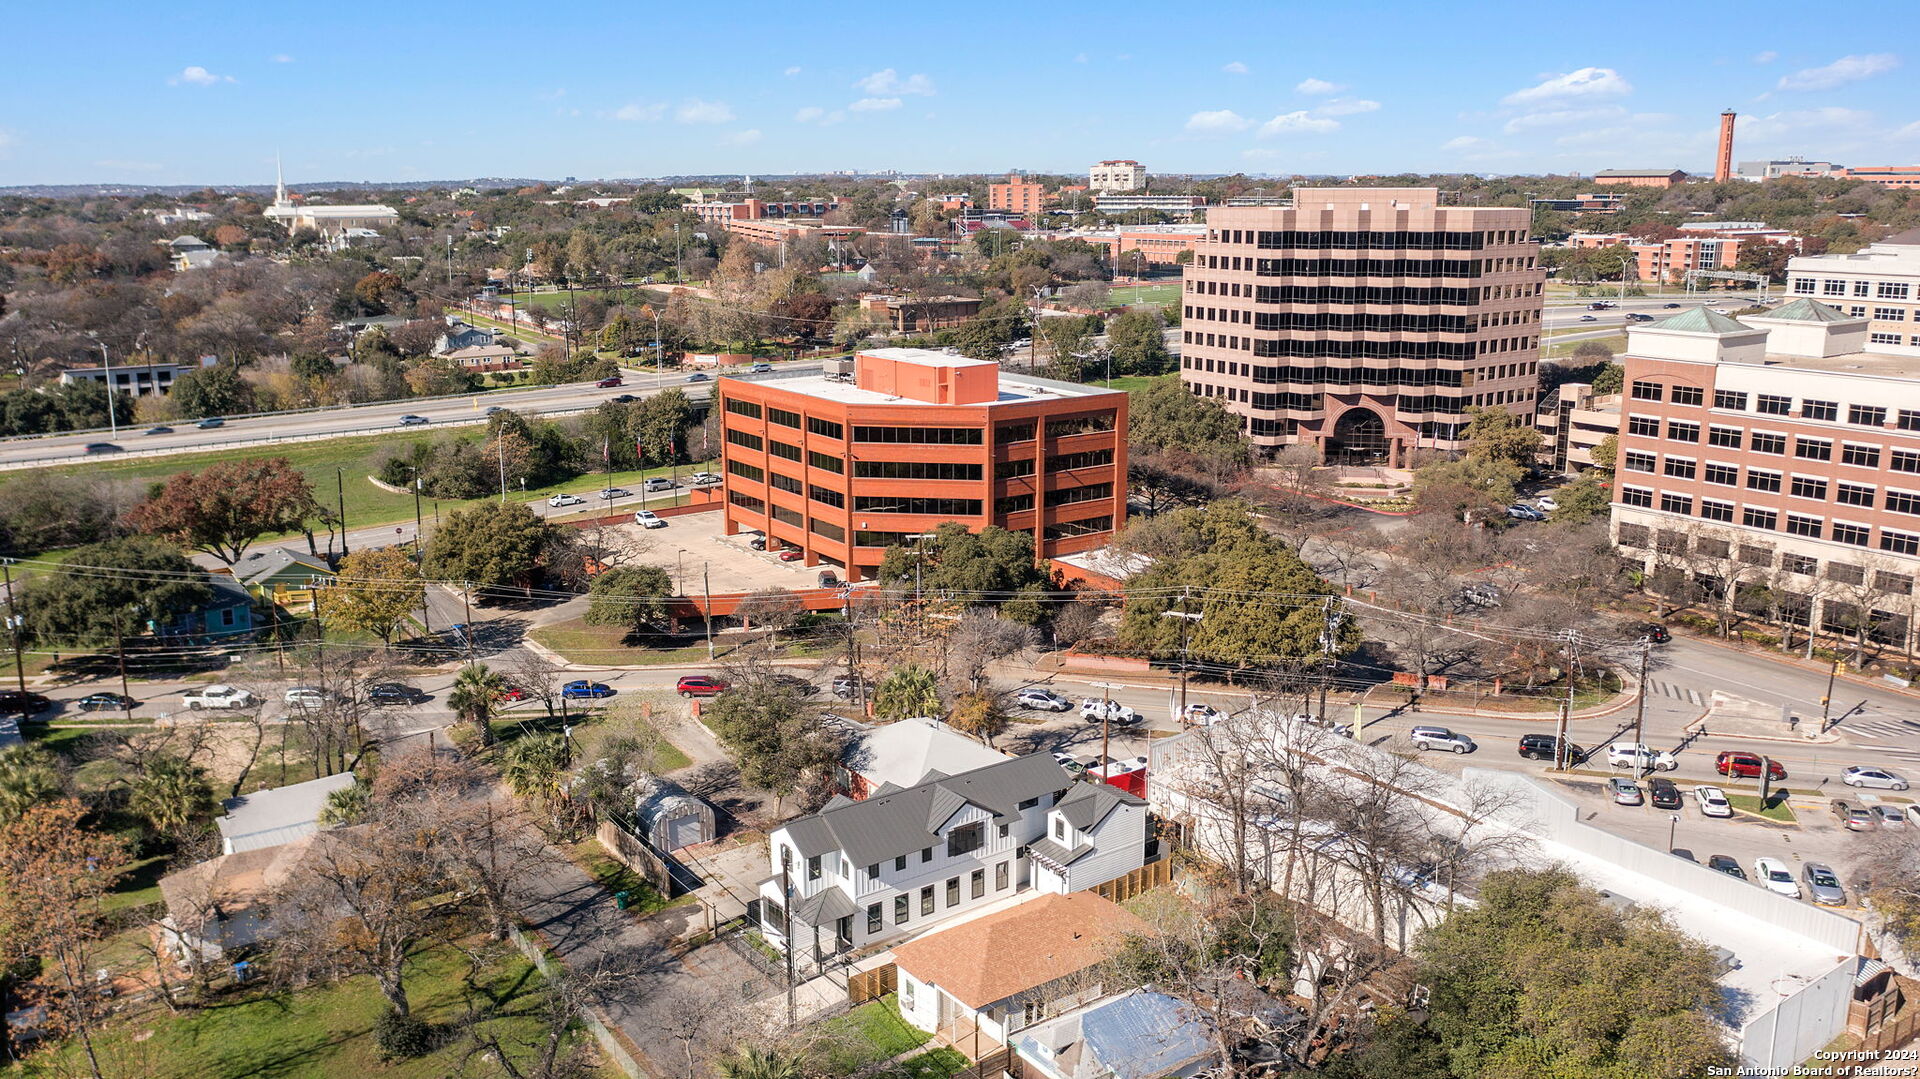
[0,363,820,470]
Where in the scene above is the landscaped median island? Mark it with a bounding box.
[1726,790,1800,823]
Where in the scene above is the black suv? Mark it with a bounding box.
[1518,733,1582,762]
[0,690,50,715]
[1647,777,1683,810]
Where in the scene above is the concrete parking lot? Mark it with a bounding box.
[621,508,834,595]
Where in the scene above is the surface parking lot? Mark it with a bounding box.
[616,508,837,594]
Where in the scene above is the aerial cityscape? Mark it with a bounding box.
[5,2,1920,1077]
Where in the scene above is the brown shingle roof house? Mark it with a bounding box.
[891,891,1148,1041]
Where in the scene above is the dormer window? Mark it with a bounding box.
[947,823,984,857]
[1053,818,1067,840]
[807,855,821,881]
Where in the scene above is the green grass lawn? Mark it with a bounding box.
[1109,282,1181,306]
[0,430,720,560]
[814,995,931,1073]
[1087,374,1174,394]
[1727,791,1799,822]
[528,618,833,667]
[1545,332,1626,359]
[101,852,171,914]
[563,839,679,917]
[898,1048,969,1079]
[14,939,599,1079]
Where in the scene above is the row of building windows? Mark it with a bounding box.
[873,864,1010,931]
[1618,485,1920,554]
[1047,482,1113,507]
[1184,307,1481,334]
[1632,380,1920,430]
[852,460,983,481]
[1251,257,1486,279]
[852,426,984,445]
[1623,451,1920,511]
[1238,229,1508,250]
[1625,420,1910,467]
[1792,278,1913,300]
[851,496,984,516]
[1245,284,1485,307]
[1186,354,1466,387]
[1615,522,1918,590]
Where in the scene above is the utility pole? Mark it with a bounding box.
[702,562,715,660]
[1555,700,1572,771]
[412,474,425,553]
[1631,641,1651,782]
[1,559,23,695]
[780,855,796,1025]
[461,582,475,664]
[336,470,350,556]
[497,436,508,502]
[114,611,131,709]
[1821,659,1840,723]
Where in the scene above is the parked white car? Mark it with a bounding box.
[548,493,585,508]
[1016,689,1072,712]
[182,684,257,710]
[1754,857,1801,899]
[1693,785,1733,818]
[633,510,667,529]
[283,686,331,708]
[1605,742,1678,771]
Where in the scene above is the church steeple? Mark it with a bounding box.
[274,151,287,207]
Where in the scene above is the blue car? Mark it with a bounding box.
[562,680,615,700]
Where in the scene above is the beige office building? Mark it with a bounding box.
[1786,228,1920,357]
[1178,187,1544,463]
[1088,160,1147,192]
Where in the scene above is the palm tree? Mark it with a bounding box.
[447,663,508,748]
[498,733,569,801]
[715,1047,805,1079]
[873,663,942,722]
[129,756,215,838]
[0,745,66,827]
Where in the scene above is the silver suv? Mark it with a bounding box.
[1410,726,1476,754]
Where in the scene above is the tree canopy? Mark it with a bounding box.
[319,547,425,646]
[126,456,318,565]
[23,537,212,644]
[1116,500,1357,669]
[583,565,676,634]
[877,523,1050,623]
[421,502,552,596]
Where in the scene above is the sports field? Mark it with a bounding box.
[1109,281,1181,306]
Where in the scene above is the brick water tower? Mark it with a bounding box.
[1715,110,1736,182]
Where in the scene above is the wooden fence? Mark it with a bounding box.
[957,1046,1018,1079]
[847,962,897,1005]
[597,818,675,895]
[1092,858,1174,903]
[1838,975,1920,1075]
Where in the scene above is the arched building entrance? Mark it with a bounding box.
[1326,408,1390,464]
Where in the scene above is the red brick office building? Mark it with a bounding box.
[717,349,1129,582]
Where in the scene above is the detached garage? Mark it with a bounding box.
[631,774,717,851]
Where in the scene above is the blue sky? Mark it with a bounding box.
[4,0,1917,186]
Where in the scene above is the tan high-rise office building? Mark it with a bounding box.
[1178,188,1544,464]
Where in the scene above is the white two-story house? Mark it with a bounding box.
[758,753,1147,965]
[1028,781,1148,894]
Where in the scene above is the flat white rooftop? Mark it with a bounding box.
[747,368,1121,407]
[863,347,996,369]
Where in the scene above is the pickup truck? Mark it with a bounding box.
[1080,698,1143,725]
[182,684,258,710]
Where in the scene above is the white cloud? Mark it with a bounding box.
[783,66,801,76]
[272,53,294,63]
[1742,106,1877,139]
[1259,110,1340,136]
[613,103,666,122]
[723,129,763,146]
[1185,109,1253,133]
[1776,53,1899,92]
[794,106,824,122]
[1222,61,1249,74]
[1502,105,1627,134]
[849,97,902,112]
[855,69,935,96]
[169,65,233,86]
[1502,66,1631,105]
[1295,77,1343,95]
[1443,135,1495,151]
[675,99,734,124]
[1317,98,1380,116]
[1896,120,1920,141]
[1752,51,1778,64]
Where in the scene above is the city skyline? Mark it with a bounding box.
[3,0,1917,186]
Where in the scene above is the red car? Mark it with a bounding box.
[778,548,804,562]
[1715,751,1787,781]
[595,376,623,388]
[498,685,530,703]
[676,675,729,699]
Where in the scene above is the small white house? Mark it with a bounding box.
[839,718,1011,799]
[1028,781,1148,894]
[216,772,357,855]
[891,891,1147,1048]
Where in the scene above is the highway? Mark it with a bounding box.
[0,363,819,471]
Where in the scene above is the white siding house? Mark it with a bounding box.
[1029,782,1148,894]
[757,754,1147,966]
